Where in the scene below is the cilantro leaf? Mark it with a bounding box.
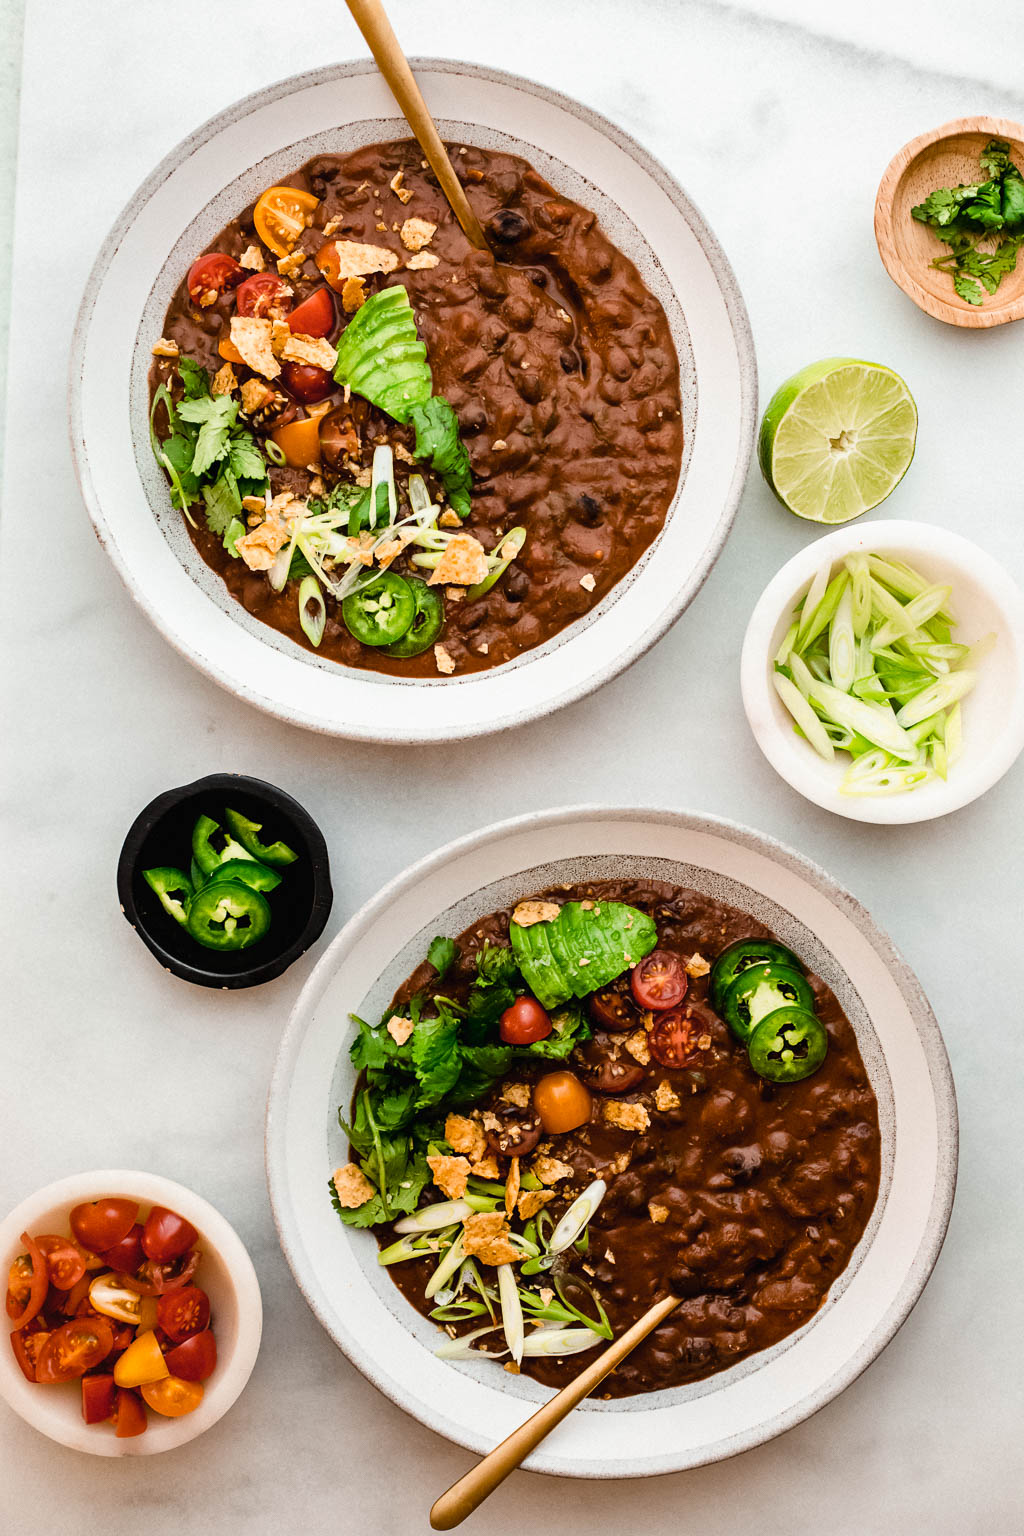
[160,432,201,508]
[178,394,238,477]
[1002,169,1024,230]
[202,468,241,536]
[178,357,210,399]
[980,138,1012,180]
[953,270,984,305]
[427,936,457,978]
[410,1008,464,1107]
[408,396,473,519]
[514,1000,591,1061]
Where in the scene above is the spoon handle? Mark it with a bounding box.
[429,1292,680,1530]
[344,0,488,249]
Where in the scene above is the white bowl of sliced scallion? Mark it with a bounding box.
[741,521,1024,823]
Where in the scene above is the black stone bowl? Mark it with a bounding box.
[117,773,333,989]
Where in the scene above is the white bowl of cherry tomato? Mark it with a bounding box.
[0,1171,262,1455]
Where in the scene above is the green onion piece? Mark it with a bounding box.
[775,620,799,667]
[425,1233,465,1301]
[846,556,873,638]
[548,1180,607,1255]
[520,1255,554,1276]
[795,557,833,650]
[828,585,856,693]
[871,584,953,650]
[866,555,956,621]
[393,1199,475,1234]
[463,1193,500,1214]
[369,444,397,530]
[378,1235,442,1265]
[434,1324,502,1360]
[773,672,836,762]
[429,1302,488,1322]
[407,473,437,527]
[806,676,918,759]
[797,568,848,653]
[520,1327,603,1357]
[896,670,977,727]
[932,738,949,780]
[840,763,932,796]
[497,1264,524,1365]
[265,439,286,467]
[466,526,528,602]
[298,575,326,648]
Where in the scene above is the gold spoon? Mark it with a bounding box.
[344,0,489,250]
[429,1292,680,1529]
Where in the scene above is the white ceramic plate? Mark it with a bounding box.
[70,61,756,743]
[0,1170,262,1456]
[265,807,956,1478]
[740,521,1024,823]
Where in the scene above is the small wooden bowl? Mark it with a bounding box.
[874,116,1024,327]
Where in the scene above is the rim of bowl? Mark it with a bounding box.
[68,58,757,744]
[117,772,333,987]
[740,521,1024,824]
[265,802,957,1477]
[0,1169,263,1456]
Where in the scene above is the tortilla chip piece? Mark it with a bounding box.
[235,511,291,572]
[400,217,437,252]
[624,1029,651,1066]
[333,1163,375,1209]
[512,901,561,928]
[500,1082,532,1109]
[230,316,280,379]
[427,534,489,589]
[321,239,399,280]
[517,1189,556,1220]
[648,1202,669,1224]
[281,333,338,370]
[504,1157,521,1217]
[469,1155,500,1180]
[240,377,275,414]
[445,1113,488,1163]
[151,337,179,358]
[240,244,265,271]
[211,362,237,397]
[685,952,711,978]
[341,275,367,312]
[602,1100,650,1133]
[386,1015,413,1047]
[531,1154,573,1186]
[406,252,440,270]
[654,1080,681,1112]
[461,1212,520,1266]
[427,1154,471,1201]
[434,643,457,675]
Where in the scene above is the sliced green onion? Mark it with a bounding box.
[846,556,873,638]
[807,677,918,759]
[298,575,326,647]
[429,1301,488,1322]
[369,444,397,529]
[840,763,932,796]
[828,585,856,693]
[896,670,977,728]
[378,1235,444,1265]
[466,526,528,602]
[795,557,833,650]
[773,672,836,762]
[871,584,952,650]
[866,555,956,621]
[548,1180,607,1255]
[497,1264,523,1365]
[425,1233,465,1301]
[463,1193,500,1214]
[945,702,963,766]
[265,438,286,467]
[434,1324,502,1360]
[775,620,799,667]
[407,473,437,527]
[393,1199,474,1234]
[520,1327,603,1357]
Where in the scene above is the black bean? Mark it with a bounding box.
[503,568,528,603]
[488,208,532,243]
[559,348,580,374]
[578,494,602,526]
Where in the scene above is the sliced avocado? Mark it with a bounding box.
[510,920,573,1010]
[346,341,429,390]
[560,902,620,995]
[378,378,434,421]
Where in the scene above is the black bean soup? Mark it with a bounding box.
[384,880,881,1396]
[149,140,683,677]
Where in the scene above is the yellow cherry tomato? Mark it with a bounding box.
[141,1375,205,1418]
[137,1296,160,1333]
[89,1273,142,1326]
[113,1329,170,1389]
[254,186,320,258]
[533,1071,592,1134]
[271,414,322,470]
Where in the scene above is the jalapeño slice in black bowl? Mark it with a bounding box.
[747,1006,828,1083]
[721,962,816,1042]
[709,937,802,1013]
[185,879,272,952]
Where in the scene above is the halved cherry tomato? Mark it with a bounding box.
[61,1273,92,1316]
[235,272,292,319]
[499,996,552,1045]
[578,1040,646,1095]
[97,1223,145,1274]
[187,253,245,307]
[316,241,380,293]
[70,1199,138,1255]
[631,949,688,1012]
[218,335,245,364]
[157,1285,210,1342]
[281,361,335,404]
[36,1235,86,1291]
[588,983,638,1033]
[10,1318,50,1382]
[81,1373,117,1425]
[113,1329,169,1388]
[288,285,336,338]
[253,185,319,258]
[89,1272,143,1325]
[271,415,322,470]
[122,1247,201,1296]
[142,1375,205,1418]
[35,1316,114,1383]
[162,1329,217,1382]
[6,1232,49,1324]
[142,1207,198,1264]
[647,1009,698,1069]
[115,1388,147,1438]
[533,1071,592,1133]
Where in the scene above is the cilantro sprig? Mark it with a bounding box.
[911,138,1024,306]
[149,357,270,554]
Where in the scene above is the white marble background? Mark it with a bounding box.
[2,2,1023,1532]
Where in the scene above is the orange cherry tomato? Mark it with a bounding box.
[113,1329,169,1388]
[315,242,362,293]
[271,415,322,470]
[114,1388,147,1438]
[141,1375,205,1418]
[253,185,319,258]
[35,1316,114,1383]
[218,336,244,364]
[533,1071,593,1134]
[35,1235,86,1291]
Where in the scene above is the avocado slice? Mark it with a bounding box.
[510,919,573,1010]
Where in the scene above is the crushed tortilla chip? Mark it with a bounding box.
[517,1189,556,1220]
[281,333,338,370]
[427,1154,471,1201]
[235,510,291,571]
[239,378,275,415]
[470,1154,500,1180]
[579,572,597,592]
[504,1157,521,1217]
[602,1100,650,1133]
[685,952,711,977]
[400,217,437,252]
[500,1082,531,1109]
[240,244,265,271]
[438,509,462,528]
[624,1029,651,1066]
[530,1154,573,1186]
[654,1080,681,1112]
[230,316,280,378]
[390,170,413,204]
[648,1202,669,1224]
[406,252,440,270]
[277,248,308,280]
[333,1163,375,1209]
[386,1014,414,1047]
[512,901,560,928]
[341,274,367,313]
[321,239,400,280]
[434,643,456,675]
[461,1212,520,1266]
[211,362,237,396]
[445,1113,487,1163]
[151,337,179,358]
[427,533,489,588]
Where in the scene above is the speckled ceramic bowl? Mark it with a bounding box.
[265,806,956,1478]
[70,61,755,743]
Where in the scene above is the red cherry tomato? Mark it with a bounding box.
[61,1273,92,1316]
[69,1198,138,1254]
[588,985,639,1033]
[123,1248,201,1297]
[631,950,688,1011]
[647,1009,698,1069]
[10,1317,51,1382]
[288,286,336,338]
[187,253,244,306]
[97,1223,145,1273]
[156,1285,210,1342]
[81,1373,117,1425]
[35,1235,86,1291]
[162,1329,217,1382]
[114,1388,147,1438]
[281,361,335,403]
[499,996,552,1044]
[577,1039,646,1094]
[142,1207,198,1264]
[6,1232,49,1324]
[235,272,292,318]
[34,1316,114,1383]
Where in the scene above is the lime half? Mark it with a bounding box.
[758,358,917,524]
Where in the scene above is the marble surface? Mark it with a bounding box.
[2,2,1023,1531]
